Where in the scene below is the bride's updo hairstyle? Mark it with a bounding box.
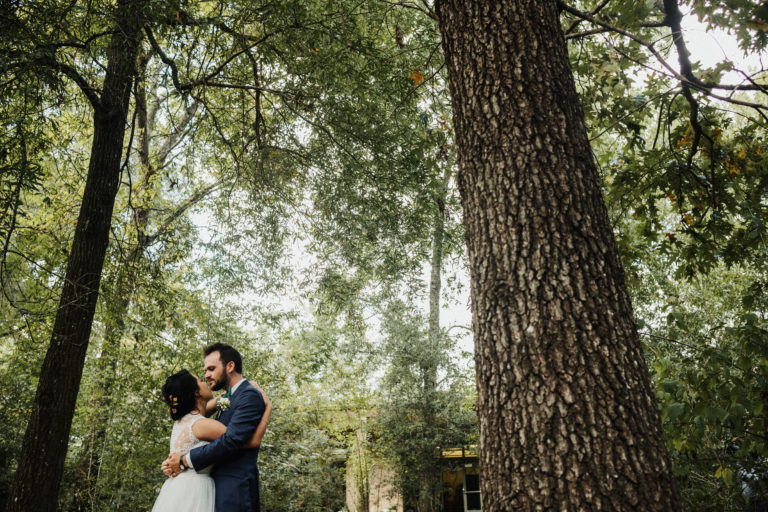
[161,369,198,421]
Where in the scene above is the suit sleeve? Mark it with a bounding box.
[189,386,265,469]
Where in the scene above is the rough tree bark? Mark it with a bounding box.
[434,1,681,510]
[5,1,147,510]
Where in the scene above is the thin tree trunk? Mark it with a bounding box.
[435,1,681,510]
[6,1,146,510]
[419,167,450,512]
[425,167,451,391]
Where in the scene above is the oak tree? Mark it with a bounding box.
[435,0,681,509]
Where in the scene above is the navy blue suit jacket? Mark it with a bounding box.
[190,382,265,512]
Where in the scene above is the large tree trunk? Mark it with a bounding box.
[67,71,203,511]
[434,1,681,510]
[5,1,146,510]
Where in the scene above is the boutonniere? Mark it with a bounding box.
[216,396,231,413]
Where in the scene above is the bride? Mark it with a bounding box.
[152,369,272,512]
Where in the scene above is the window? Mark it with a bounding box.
[463,465,482,512]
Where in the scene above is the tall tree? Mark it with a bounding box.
[435,1,681,510]
[66,71,213,510]
[4,0,147,509]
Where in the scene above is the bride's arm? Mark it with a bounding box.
[192,417,227,442]
[204,398,217,417]
[243,381,272,449]
[192,382,272,447]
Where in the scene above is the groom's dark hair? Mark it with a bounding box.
[204,342,243,374]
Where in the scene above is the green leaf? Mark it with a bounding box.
[667,402,685,420]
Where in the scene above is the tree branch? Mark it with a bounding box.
[565,27,613,39]
[160,11,276,43]
[559,1,768,106]
[143,182,222,246]
[41,30,116,51]
[563,0,611,35]
[155,99,200,164]
[379,0,437,20]
[144,27,185,93]
[662,0,699,86]
[145,26,272,96]
[3,52,104,109]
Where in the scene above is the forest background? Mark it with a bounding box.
[1,0,768,511]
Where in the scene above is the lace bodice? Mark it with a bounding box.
[170,413,210,472]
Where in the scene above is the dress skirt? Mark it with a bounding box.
[152,470,215,512]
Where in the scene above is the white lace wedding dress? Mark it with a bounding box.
[152,413,215,512]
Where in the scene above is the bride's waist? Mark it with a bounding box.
[173,469,213,479]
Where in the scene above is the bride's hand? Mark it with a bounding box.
[161,453,182,477]
[249,380,271,408]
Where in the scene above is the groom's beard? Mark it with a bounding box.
[211,374,229,391]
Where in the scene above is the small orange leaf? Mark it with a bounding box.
[409,70,424,85]
[683,213,694,226]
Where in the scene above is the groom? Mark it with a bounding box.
[163,342,266,512]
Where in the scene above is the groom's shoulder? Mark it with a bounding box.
[235,385,265,413]
[237,383,263,402]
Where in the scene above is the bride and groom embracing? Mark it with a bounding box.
[153,343,272,512]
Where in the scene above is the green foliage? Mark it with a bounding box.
[567,1,768,278]
[563,1,768,508]
[626,245,768,510]
[375,300,476,510]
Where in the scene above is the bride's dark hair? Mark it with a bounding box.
[161,369,199,421]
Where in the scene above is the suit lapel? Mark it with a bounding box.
[218,380,246,424]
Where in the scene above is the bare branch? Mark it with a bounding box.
[156,99,200,164]
[662,0,698,85]
[420,0,437,20]
[144,27,185,93]
[146,66,162,134]
[145,26,273,97]
[565,27,613,40]
[41,30,116,51]
[144,182,222,246]
[563,0,611,35]
[55,61,103,109]
[3,51,103,109]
